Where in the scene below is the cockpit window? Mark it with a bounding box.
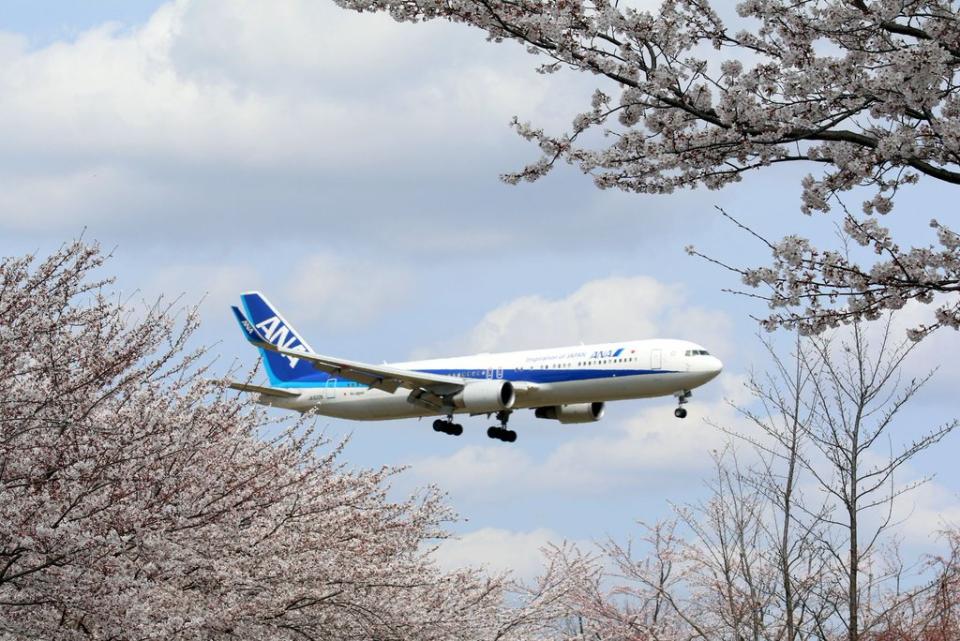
[685,349,711,356]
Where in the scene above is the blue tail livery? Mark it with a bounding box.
[237,292,327,387]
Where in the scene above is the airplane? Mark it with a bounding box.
[227,292,723,443]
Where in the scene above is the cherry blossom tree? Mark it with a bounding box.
[880,530,960,641]
[334,0,960,336]
[518,321,957,641]
[0,241,529,640]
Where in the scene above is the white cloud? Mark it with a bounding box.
[877,300,960,394]
[146,261,260,320]
[0,0,589,233]
[424,275,732,358]
[0,0,719,260]
[432,527,562,579]
[169,0,417,85]
[895,480,960,546]
[546,373,749,486]
[283,252,414,329]
[0,166,159,231]
[413,378,748,499]
[140,250,414,334]
[536,384,742,491]
[0,32,27,61]
[463,277,674,352]
[416,445,532,495]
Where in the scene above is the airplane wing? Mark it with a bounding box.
[232,306,465,395]
[263,343,465,394]
[227,382,301,398]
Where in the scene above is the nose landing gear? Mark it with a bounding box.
[487,410,517,442]
[432,417,463,436]
[674,390,691,419]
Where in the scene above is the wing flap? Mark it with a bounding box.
[227,381,302,398]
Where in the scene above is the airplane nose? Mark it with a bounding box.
[710,356,723,374]
[698,355,723,380]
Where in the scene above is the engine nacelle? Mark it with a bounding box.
[534,402,605,424]
[453,381,516,413]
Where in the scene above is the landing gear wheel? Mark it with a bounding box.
[486,426,516,442]
[487,410,517,442]
[433,417,463,436]
[673,389,691,420]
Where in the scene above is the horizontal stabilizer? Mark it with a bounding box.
[227,381,301,398]
[231,306,265,345]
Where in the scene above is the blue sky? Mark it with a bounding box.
[2,0,958,576]
[3,1,160,46]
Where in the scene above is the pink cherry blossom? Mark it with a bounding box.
[0,242,531,640]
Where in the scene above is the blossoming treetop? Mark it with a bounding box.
[336,0,960,336]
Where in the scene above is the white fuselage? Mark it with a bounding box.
[259,338,722,421]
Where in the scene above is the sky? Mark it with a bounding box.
[2,0,960,579]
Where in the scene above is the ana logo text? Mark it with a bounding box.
[590,348,624,359]
[255,316,307,367]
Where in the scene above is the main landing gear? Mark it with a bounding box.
[431,411,517,442]
[674,389,691,419]
[487,410,517,443]
[433,417,463,436]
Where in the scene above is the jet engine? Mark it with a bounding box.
[534,402,605,424]
[452,381,516,413]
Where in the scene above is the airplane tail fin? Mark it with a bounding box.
[235,291,318,386]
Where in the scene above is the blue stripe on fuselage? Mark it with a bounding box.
[268,368,678,388]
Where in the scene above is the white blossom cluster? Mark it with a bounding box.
[335,0,960,335]
[0,243,539,640]
[688,208,960,336]
[335,0,960,201]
